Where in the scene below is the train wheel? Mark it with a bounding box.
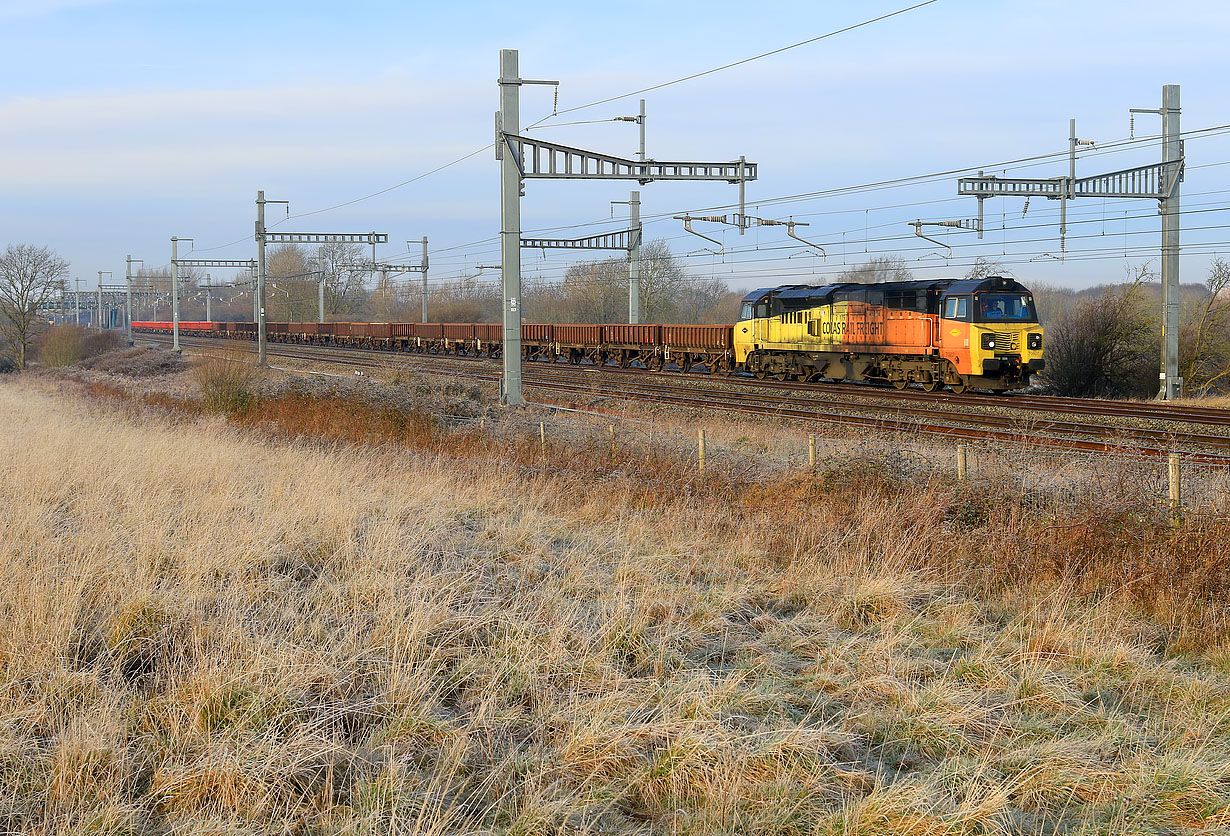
[948,378,969,395]
[754,368,767,380]
[892,379,908,390]
[921,381,940,393]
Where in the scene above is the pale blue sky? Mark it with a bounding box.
[2,0,1229,293]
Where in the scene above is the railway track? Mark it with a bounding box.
[140,334,1230,460]
[138,330,1230,428]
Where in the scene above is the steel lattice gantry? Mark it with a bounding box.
[265,232,389,246]
[956,86,1184,399]
[957,159,1183,202]
[495,47,759,405]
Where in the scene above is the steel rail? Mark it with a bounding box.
[133,327,1230,428]
[139,333,1230,460]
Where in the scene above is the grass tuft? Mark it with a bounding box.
[191,350,260,414]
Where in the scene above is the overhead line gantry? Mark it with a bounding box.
[956,85,1185,399]
[496,47,759,406]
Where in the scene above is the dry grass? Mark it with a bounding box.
[35,326,121,367]
[2,376,1229,834]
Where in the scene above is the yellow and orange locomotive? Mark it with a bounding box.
[734,275,1044,393]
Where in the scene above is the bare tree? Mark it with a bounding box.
[0,244,69,369]
[1043,265,1157,397]
[318,241,370,318]
[638,239,688,321]
[965,257,1012,281]
[1179,257,1230,394]
[538,239,695,323]
[839,255,913,284]
[428,276,500,322]
[266,244,318,321]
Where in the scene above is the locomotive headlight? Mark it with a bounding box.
[1028,332,1043,350]
[981,332,996,350]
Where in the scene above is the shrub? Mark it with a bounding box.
[81,346,183,377]
[192,350,260,414]
[36,326,123,367]
[1043,278,1157,397]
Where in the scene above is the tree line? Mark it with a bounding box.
[3,240,1228,397]
[142,239,746,326]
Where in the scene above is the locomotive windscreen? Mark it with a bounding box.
[974,292,1036,323]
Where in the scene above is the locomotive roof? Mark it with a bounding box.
[742,275,1028,303]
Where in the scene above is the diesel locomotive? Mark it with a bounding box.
[734,275,1044,393]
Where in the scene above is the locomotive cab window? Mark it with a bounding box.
[756,302,770,319]
[974,292,1037,323]
[740,303,754,320]
[943,296,970,321]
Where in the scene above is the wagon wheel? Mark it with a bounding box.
[892,379,909,390]
[619,352,632,368]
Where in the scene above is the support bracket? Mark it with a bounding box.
[502,133,756,185]
[521,228,640,251]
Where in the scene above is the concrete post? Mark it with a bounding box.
[499,49,523,406]
[637,98,646,163]
[318,246,326,324]
[420,236,429,324]
[170,238,181,352]
[628,190,642,324]
[125,256,134,345]
[1168,453,1182,526]
[256,190,268,366]
[1160,85,1182,400]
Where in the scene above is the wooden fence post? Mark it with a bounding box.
[1169,453,1182,526]
[957,445,968,482]
[808,433,817,470]
[698,428,707,474]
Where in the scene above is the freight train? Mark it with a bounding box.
[132,275,1044,393]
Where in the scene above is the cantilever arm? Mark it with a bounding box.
[908,221,952,259]
[785,222,826,260]
[675,215,725,255]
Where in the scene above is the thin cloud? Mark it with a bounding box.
[0,0,119,21]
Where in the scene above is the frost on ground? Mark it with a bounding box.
[1,377,1229,835]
